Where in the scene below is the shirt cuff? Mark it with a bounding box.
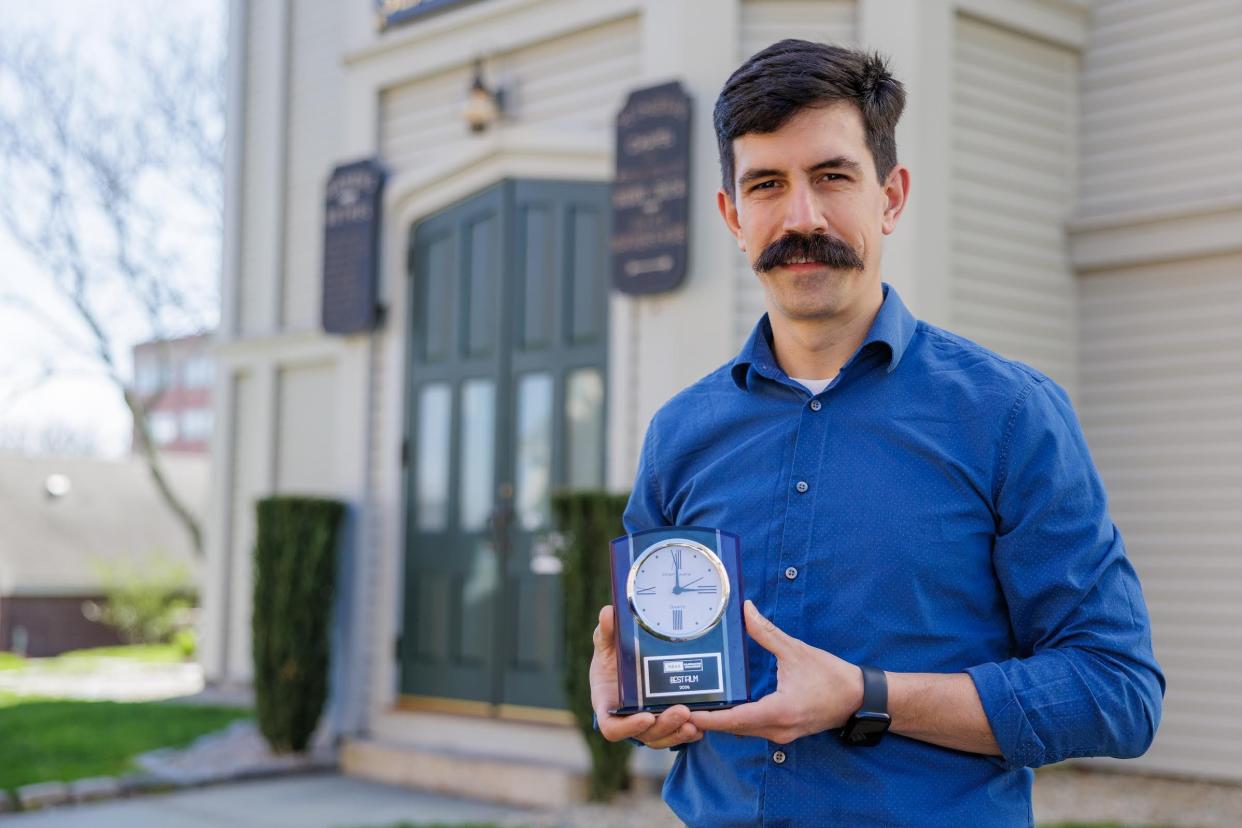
[964,662,1048,770]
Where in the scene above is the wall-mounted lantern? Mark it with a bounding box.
[462,58,504,133]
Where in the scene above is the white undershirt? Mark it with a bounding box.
[790,375,836,395]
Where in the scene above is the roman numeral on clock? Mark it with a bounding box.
[636,586,656,595]
[672,609,683,631]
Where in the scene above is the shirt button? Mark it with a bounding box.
[772,750,786,764]
[784,566,798,580]
[795,480,809,493]
[809,399,822,411]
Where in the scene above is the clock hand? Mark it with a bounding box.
[679,576,703,589]
[672,550,683,594]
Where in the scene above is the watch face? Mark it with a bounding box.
[626,539,730,641]
[843,712,891,746]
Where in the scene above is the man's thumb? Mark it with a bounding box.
[744,599,794,656]
[593,604,615,650]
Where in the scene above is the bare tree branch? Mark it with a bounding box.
[0,14,224,558]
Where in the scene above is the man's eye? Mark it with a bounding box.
[752,181,776,191]
[822,173,846,182]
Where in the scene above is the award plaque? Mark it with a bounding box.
[609,526,750,714]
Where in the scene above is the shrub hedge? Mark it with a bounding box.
[551,489,632,801]
[252,495,345,753]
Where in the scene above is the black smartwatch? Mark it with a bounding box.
[839,665,890,747]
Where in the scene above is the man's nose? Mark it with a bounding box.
[781,183,827,236]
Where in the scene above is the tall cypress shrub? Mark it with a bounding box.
[252,495,345,753]
[551,489,632,801]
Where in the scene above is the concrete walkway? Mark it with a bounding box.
[0,774,531,828]
[5,767,1242,827]
[0,659,203,702]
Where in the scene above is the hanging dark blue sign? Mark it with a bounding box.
[375,0,482,30]
[322,158,385,335]
[612,81,692,295]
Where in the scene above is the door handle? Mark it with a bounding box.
[529,531,565,575]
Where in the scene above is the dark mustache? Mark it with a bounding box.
[753,232,865,273]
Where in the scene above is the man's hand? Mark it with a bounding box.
[590,604,703,749]
[689,600,865,744]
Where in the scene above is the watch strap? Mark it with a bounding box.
[859,664,887,714]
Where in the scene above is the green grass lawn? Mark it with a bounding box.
[0,691,250,794]
[55,644,187,663]
[0,652,25,671]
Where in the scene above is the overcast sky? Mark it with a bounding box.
[0,0,225,457]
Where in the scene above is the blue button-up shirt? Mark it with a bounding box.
[621,283,1165,827]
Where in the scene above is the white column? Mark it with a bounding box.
[857,0,954,327]
[203,0,249,685]
[607,0,742,493]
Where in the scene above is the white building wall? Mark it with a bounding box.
[1069,0,1242,784]
[733,0,857,349]
[211,0,1242,784]
[1077,254,1242,782]
[238,0,287,337]
[283,0,346,332]
[951,13,1080,396]
[380,15,640,176]
[1078,0,1242,226]
[206,0,353,687]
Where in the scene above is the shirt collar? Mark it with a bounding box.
[730,282,918,392]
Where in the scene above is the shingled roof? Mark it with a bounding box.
[0,452,207,596]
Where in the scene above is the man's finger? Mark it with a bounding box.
[597,709,655,742]
[645,721,703,749]
[743,599,798,659]
[688,698,770,737]
[632,704,691,745]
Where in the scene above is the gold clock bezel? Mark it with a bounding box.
[625,538,731,642]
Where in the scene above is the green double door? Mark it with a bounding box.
[401,179,609,714]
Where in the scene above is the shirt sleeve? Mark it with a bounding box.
[964,376,1166,770]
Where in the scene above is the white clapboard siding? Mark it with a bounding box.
[380,16,640,177]
[951,15,1080,396]
[739,0,856,59]
[1079,0,1242,224]
[282,0,344,332]
[1076,253,1242,782]
[733,0,857,348]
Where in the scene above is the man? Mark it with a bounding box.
[589,40,1165,826]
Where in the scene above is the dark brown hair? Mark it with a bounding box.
[713,40,906,198]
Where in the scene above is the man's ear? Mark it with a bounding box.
[880,164,910,235]
[717,187,746,252]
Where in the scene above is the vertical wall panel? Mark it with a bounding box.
[227,371,262,679]
[1078,253,1242,782]
[239,0,284,335]
[283,0,345,331]
[951,15,1079,396]
[1079,0,1242,224]
[733,0,857,348]
[276,362,338,493]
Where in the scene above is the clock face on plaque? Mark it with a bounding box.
[626,539,731,642]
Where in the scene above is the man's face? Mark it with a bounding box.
[717,102,909,323]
